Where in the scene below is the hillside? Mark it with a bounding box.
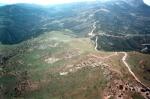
[0,30,149,99]
[0,0,150,99]
[0,0,150,51]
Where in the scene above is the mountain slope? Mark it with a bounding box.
[0,1,150,98]
[0,0,150,48]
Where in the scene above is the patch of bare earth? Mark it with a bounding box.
[44,57,59,64]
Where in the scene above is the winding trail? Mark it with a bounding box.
[90,52,118,60]
[95,36,98,50]
[89,22,150,90]
[121,52,150,90]
[88,22,99,51]
[88,22,150,90]
[88,22,96,36]
[121,52,142,83]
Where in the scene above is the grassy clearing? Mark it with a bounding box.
[1,30,143,99]
[23,67,105,99]
[0,30,103,99]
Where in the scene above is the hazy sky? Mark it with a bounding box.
[0,0,96,5]
[143,0,150,5]
[0,0,150,5]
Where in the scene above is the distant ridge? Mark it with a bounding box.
[0,0,150,52]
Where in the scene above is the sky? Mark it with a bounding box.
[143,0,150,6]
[0,0,96,5]
[0,0,150,5]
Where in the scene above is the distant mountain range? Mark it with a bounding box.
[0,0,150,51]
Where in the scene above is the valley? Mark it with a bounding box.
[0,0,150,99]
[0,23,149,99]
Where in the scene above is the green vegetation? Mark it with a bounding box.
[0,1,150,98]
[0,30,99,99]
[127,52,150,86]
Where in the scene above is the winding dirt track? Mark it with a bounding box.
[95,36,98,50]
[88,22,96,36]
[121,52,141,83]
[89,22,149,89]
[121,52,150,89]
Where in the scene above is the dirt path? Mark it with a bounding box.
[90,52,118,60]
[121,52,150,89]
[88,22,99,51]
[121,52,142,83]
[88,22,96,36]
[88,21,150,99]
[95,36,98,50]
